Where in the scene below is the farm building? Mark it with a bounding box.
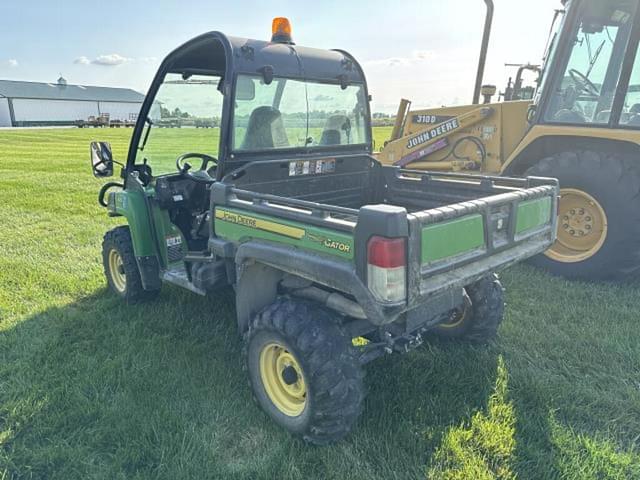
[0,77,145,127]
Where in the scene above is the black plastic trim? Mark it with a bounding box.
[136,255,162,291]
[234,241,405,326]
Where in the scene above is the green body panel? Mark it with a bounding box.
[421,214,485,264]
[214,207,354,260]
[516,197,552,234]
[150,204,187,267]
[113,190,157,257]
[112,189,185,267]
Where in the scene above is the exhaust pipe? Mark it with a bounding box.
[473,0,495,104]
[291,286,367,320]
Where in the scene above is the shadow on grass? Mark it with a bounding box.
[4,278,638,480]
[422,348,640,480]
[426,355,518,479]
[0,287,244,479]
[352,337,502,478]
[0,286,505,480]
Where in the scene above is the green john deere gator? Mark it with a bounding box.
[90,19,559,444]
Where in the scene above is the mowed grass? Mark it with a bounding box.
[1,127,640,480]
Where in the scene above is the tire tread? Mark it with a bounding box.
[245,298,365,445]
[526,150,640,279]
[102,226,160,304]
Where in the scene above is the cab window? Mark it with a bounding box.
[619,44,640,126]
[136,73,223,176]
[233,76,308,149]
[232,75,368,151]
[544,0,638,125]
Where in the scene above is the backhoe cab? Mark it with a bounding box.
[380,0,640,280]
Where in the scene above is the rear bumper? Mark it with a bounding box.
[414,229,551,304]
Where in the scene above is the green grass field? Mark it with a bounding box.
[1,128,639,479]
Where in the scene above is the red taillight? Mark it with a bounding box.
[367,236,407,303]
[367,236,406,268]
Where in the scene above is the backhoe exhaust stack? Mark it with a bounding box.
[473,0,495,104]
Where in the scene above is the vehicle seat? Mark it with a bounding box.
[595,110,611,123]
[241,106,289,150]
[596,110,632,124]
[320,115,351,146]
[625,104,640,125]
[553,109,586,123]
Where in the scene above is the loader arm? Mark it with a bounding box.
[380,106,495,170]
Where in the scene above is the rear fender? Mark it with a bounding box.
[234,241,405,333]
[502,125,640,175]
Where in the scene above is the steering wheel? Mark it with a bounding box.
[175,153,217,184]
[569,69,600,97]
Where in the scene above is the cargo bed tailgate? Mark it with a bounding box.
[405,178,558,307]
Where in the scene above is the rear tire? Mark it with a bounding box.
[430,274,505,343]
[102,226,160,304]
[245,298,365,445]
[526,151,640,280]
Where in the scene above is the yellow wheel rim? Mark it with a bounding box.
[439,293,472,329]
[546,188,608,263]
[108,249,127,293]
[259,343,307,417]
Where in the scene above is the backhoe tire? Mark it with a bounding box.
[102,226,160,304]
[430,274,505,343]
[245,298,365,445]
[525,151,640,280]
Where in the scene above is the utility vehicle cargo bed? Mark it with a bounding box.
[212,161,558,325]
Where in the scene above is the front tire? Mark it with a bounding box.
[245,298,365,445]
[430,274,505,343]
[526,151,640,280]
[102,226,160,304]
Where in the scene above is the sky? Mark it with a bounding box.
[0,0,562,113]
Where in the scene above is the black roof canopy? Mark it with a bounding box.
[127,31,370,170]
[162,31,366,85]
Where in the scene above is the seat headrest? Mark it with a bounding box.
[319,115,351,146]
[241,106,290,150]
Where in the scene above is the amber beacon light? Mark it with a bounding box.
[271,17,293,44]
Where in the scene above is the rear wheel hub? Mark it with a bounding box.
[546,188,608,264]
[259,343,307,417]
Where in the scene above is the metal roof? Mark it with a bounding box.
[0,80,145,102]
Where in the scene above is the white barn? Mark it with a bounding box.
[0,78,145,127]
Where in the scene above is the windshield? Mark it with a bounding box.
[543,0,639,124]
[135,73,223,175]
[232,75,368,151]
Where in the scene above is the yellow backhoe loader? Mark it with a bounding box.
[379,0,640,280]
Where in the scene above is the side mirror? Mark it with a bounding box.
[90,141,114,178]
